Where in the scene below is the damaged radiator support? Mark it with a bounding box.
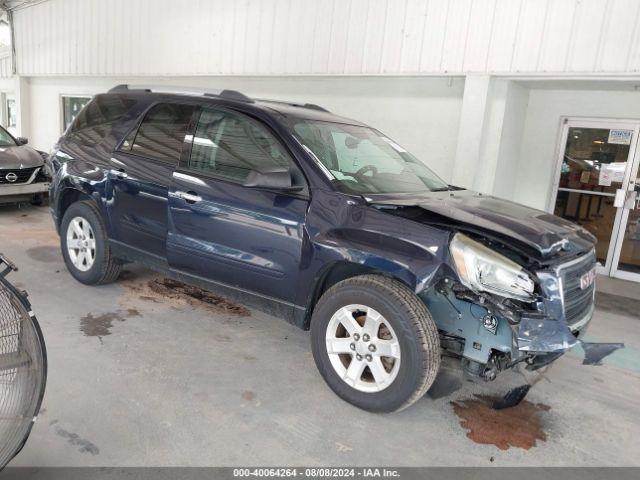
[428,276,625,409]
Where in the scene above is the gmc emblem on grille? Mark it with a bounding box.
[580,268,596,290]
[5,172,18,183]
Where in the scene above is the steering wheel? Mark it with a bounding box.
[353,165,378,178]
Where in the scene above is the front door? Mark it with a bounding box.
[167,106,309,303]
[551,119,640,280]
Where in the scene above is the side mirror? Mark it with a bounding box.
[243,167,303,192]
[16,137,28,146]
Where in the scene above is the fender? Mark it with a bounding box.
[294,190,456,327]
[51,153,110,231]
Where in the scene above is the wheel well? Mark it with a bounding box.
[302,262,412,330]
[56,189,92,228]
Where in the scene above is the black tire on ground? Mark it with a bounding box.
[60,200,122,285]
[30,193,44,206]
[310,274,441,413]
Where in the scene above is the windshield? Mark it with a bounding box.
[288,119,449,195]
[0,126,17,147]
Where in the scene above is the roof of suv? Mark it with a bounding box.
[107,84,365,126]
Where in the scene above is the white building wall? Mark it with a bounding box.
[25,75,465,181]
[11,0,640,77]
[5,0,640,213]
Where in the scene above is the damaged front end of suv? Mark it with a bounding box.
[370,192,623,399]
[424,233,599,381]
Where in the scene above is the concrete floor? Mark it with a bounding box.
[1,204,639,467]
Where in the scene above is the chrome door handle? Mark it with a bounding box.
[625,190,637,209]
[175,191,202,204]
[614,189,638,209]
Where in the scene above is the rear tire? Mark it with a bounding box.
[60,201,122,285]
[310,275,440,412]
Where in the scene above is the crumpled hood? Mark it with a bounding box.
[0,145,44,170]
[366,190,596,259]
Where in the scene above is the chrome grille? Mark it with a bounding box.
[0,168,37,185]
[559,251,596,327]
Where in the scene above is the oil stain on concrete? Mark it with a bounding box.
[55,427,100,455]
[451,395,550,450]
[122,273,251,316]
[242,390,256,401]
[148,278,251,316]
[26,245,61,263]
[80,308,141,342]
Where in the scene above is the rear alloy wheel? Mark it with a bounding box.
[66,216,97,272]
[60,201,122,285]
[311,275,440,412]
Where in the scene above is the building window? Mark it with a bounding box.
[62,96,91,131]
[5,96,16,135]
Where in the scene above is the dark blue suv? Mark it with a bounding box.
[49,85,599,412]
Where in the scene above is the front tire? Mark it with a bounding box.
[60,201,122,285]
[30,193,44,206]
[310,275,440,412]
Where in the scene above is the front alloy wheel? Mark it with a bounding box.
[326,304,401,393]
[311,275,440,412]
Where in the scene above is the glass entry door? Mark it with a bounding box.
[611,148,640,281]
[551,119,640,280]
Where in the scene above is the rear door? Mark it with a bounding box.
[167,106,309,303]
[108,102,196,258]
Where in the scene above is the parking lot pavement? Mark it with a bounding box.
[1,204,639,467]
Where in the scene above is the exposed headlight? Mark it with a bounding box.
[449,233,535,301]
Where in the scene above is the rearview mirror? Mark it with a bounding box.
[16,137,28,146]
[243,167,302,192]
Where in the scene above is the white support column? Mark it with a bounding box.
[13,75,29,138]
[451,75,492,188]
[489,81,529,200]
[473,79,510,195]
[451,76,530,200]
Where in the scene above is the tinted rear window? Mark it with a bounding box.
[130,103,195,163]
[71,95,136,132]
[68,94,137,146]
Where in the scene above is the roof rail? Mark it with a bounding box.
[255,98,330,113]
[107,84,254,103]
[302,103,330,112]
